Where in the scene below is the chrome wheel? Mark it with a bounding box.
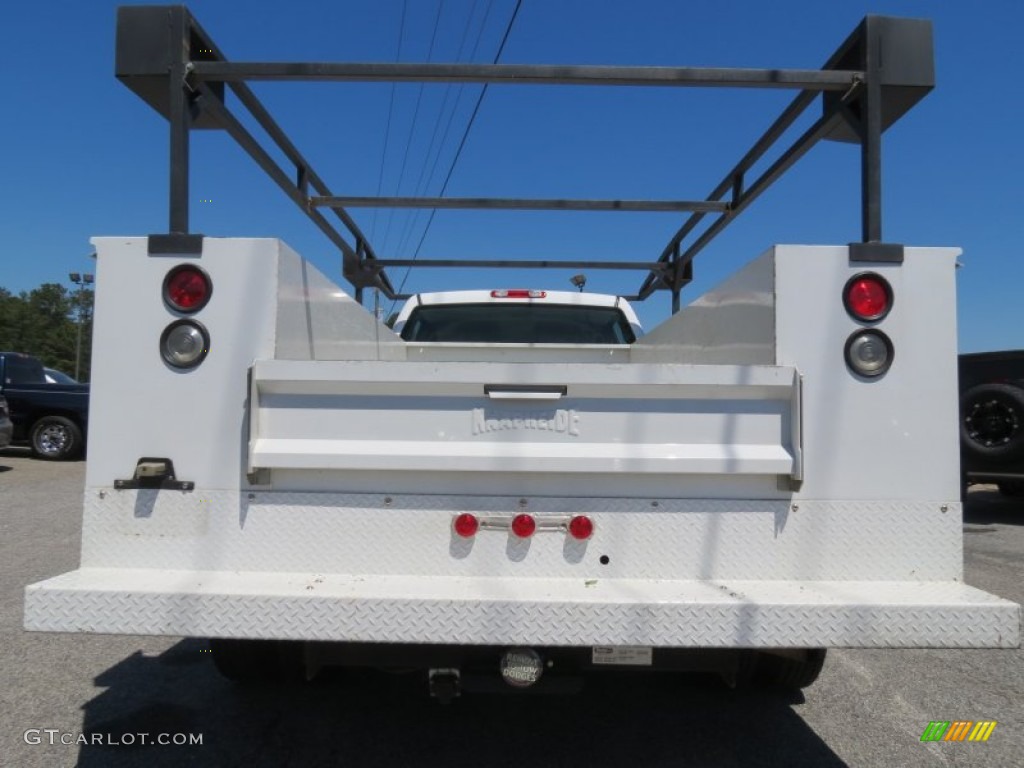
[36,424,70,456]
[30,416,83,460]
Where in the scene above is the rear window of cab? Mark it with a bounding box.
[399,303,636,344]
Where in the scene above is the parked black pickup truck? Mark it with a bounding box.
[0,352,89,460]
[959,349,1024,495]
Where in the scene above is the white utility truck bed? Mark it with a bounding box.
[24,238,1019,691]
[24,6,1019,694]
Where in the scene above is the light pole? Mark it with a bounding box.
[68,272,94,381]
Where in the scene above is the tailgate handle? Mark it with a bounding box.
[484,384,567,400]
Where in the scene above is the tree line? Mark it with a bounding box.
[0,284,94,382]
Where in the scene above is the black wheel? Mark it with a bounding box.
[997,480,1024,496]
[961,383,1024,462]
[209,639,303,683]
[752,649,827,690]
[30,416,83,460]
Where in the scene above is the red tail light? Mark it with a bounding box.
[453,513,479,538]
[164,265,212,312]
[843,273,892,322]
[510,514,536,538]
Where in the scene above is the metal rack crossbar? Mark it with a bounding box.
[115,7,933,309]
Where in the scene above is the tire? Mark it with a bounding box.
[209,639,303,683]
[752,649,827,690]
[961,383,1024,462]
[30,416,83,460]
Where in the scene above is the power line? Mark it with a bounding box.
[393,0,496,259]
[370,0,408,243]
[420,0,496,198]
[392,0,524,302]
[380,0,447,256]
[393,0,488,259]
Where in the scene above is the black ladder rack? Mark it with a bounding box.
[115,7,933,310]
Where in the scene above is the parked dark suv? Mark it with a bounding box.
[959,349,1024,495]
[0,352,89,460]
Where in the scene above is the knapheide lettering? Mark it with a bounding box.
[472,408,580,437]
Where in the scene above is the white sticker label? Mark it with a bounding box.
[591,646,653,666]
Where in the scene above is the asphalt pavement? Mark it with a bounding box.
[1,447,1020,767]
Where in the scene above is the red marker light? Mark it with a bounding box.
[510,514,536,538]
[164,265,212,312]
[453,513,479,538]
[843,273,891,322]
[568,515,594,540]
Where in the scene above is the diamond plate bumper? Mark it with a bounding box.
[24,569,1020,648]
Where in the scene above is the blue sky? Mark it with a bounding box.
[1,0,1021,351]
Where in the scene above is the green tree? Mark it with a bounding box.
[0,283,93,381]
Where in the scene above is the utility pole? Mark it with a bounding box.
[68,272,94,381]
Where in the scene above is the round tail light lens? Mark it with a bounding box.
[845,329,893,378]
[164,265,212,312]
[510,514,536,538]
[843,273,892,322]
[160,320,210,369]
[453,513,479,538]
[568,515,594,540]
